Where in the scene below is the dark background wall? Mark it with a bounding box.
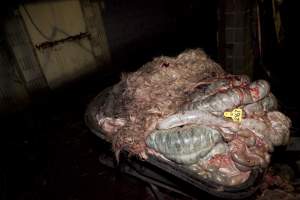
[101,0,218,71]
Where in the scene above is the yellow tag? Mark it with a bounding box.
[224,108,243,123]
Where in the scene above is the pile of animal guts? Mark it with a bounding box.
[96,49,291,186]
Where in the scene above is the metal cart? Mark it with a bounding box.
[84,87,264,200]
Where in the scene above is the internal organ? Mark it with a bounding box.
[146,125,222,164]
[189,75,251,102]
[182,80,270,114]
[189,142,251,186]
[147,78,291,186]
[242,93,277,117]
[240,111,291,147]
[157,110,239,131]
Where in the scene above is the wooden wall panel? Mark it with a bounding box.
[19,0,110,88]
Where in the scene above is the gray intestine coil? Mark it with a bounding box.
[146,125,222,164]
